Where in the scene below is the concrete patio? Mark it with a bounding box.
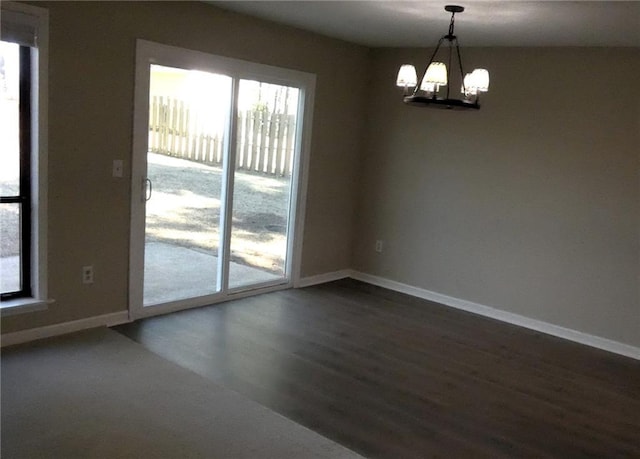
[143,241,282,305]
[1,242,282,305]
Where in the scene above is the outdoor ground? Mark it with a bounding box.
[146,152,291,274]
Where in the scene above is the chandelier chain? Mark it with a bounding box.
[448,12,456,37]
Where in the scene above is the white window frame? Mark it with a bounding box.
[0,2,50,315]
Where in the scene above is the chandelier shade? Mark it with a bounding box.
[462,69,489,95]
[423,62,448,88]
[397,5,489,110]
[396,64,418,88]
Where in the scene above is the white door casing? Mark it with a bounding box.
[129,40,315,320]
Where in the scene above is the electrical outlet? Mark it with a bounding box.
[82,265,94,284]
[375,240,384,253]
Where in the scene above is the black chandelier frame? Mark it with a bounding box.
[403,5,481,110]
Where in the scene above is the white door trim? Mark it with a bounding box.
[129,40,315,320]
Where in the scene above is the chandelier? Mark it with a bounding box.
[396,5,489,110]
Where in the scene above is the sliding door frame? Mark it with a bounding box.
[129,40,315,320]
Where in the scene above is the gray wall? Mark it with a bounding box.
[2,1,368,333]
[354,47,640,347]
[4,2,639,351]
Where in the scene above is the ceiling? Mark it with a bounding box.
[208,1,640,47]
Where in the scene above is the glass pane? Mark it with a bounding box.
[229,80,299,289]
[0,203,22,294]
[143,64,232,306]
[0,41,20,197]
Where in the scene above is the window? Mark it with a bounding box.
[0,3,48,311]
[1,42,32,299]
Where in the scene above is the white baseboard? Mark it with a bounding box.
[350,271,640,361]
[296,269,353,288]
[1,311,130,348]
[4,272,638,361]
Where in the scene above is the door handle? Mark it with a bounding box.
[144,178,153,202]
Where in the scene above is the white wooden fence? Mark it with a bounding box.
[148,96,296,177]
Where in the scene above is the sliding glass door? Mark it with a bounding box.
[130,40,315,319]
[228,80,299,289]
[143,65,230,306]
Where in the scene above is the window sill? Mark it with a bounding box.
[1,297,54,317]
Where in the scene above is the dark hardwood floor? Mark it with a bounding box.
[115,279,640,458]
